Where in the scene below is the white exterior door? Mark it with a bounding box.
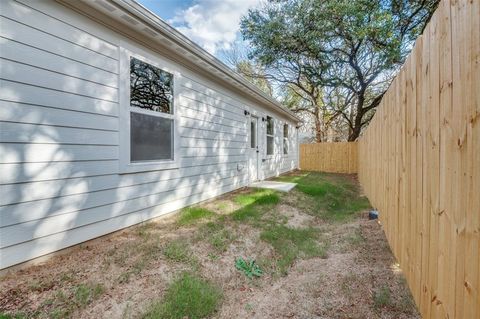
[248,116,260,182]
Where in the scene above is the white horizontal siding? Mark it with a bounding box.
[180,155,246,166]
[181,147,246,157]
[182,77,246,112]
[179,92,245,119]
[1,160,119,184]
[178,95,245,123]
[0,144,118,164]
[0,156,247,185]
[0,80,119,116]
[0,100,118,131]
[180,127,248,142]
[0,178,246,269]
[1,0,118,62]
[0,58,118,102]
[179,106,245,130]
[181,138,246,149]
[0,38,118,87]
[263,155,299,178]
[0,16,118,74]
[1,162,244,205]
[2,1,118,55]
[1,122,118,145]
[179,117,247,136]
[0,0,297,269]
[1,169,244,232]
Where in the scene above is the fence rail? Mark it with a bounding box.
[299,142,357,174]
[358,1,479,318]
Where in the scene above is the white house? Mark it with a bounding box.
[0,0,301,269]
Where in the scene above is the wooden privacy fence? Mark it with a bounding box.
[358,1,479,318]
[300,142,357,173]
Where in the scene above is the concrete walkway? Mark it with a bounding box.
[250,180,297,192]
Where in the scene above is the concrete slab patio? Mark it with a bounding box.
[250,180,297,192]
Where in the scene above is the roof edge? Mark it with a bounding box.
[106,0,301,123]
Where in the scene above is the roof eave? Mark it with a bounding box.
[106,0,301,123]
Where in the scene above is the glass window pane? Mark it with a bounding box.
[283,124,289,154]
[130,112,173,162]
[267,136,274,155]
[250,120,256,148]
[266,116,274,135]
[130,57,173,114]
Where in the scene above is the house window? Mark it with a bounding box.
[283,123,289,155]
[129,57,174,162]
[266,116,274,155]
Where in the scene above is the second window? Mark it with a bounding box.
[266,116,274,155]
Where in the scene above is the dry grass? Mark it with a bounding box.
[0,171,419,319]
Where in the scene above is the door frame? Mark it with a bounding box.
[248,115,260,182]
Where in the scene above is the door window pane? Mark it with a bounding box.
[250,120,256,148]
[130,112,173,162]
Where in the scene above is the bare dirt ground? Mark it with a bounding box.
[0,172,419,319]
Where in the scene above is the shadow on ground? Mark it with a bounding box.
[0,171,419,319]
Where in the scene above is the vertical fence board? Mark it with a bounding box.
[413,36,423,304]
[419,16,432,316]
[358,1,478,318]
[299,142,357,174]
[462,0,480,317]
[438,1,454,317]
[427,11,441,318]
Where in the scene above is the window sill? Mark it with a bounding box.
[119,160,180,174]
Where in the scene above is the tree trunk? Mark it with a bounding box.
[347,90,367,141]
[314,108,324,142]
[348,105,364,141]
[315,118,323,142]
[347,127,361,141]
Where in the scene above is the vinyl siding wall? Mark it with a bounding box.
[0,0,298,269]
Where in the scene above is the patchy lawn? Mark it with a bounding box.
[0,171,419,319]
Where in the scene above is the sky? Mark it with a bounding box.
[136,0,262,60]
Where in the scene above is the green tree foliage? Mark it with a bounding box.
[241,0,439,141]
[236,60,274,96]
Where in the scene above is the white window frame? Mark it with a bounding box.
[119,48,180,174]
[283,123,289,155]
[266,115,275,157]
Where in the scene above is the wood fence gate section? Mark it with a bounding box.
[299,142,357,174]
[358,0,479,318]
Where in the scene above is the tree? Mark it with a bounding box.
[241,0,439,141]
[218,43,274,97]
[236,60,274,96]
